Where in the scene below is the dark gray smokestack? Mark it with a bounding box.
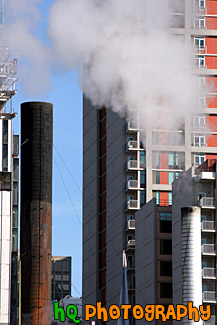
[20,101,53,325]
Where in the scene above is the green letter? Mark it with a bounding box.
[66,304,81,324]
[54,302,65,322]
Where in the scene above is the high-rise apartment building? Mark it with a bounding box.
[83,0,217,321]
[172,159,217,324]
[52,256,72,301]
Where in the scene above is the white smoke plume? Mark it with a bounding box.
[47,0,201,128]
[7,0,205,128]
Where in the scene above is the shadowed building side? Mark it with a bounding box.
[20,102,53,325]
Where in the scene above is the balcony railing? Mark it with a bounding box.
[195,46,207,55]
[126,200,139,210]
[203,315,216,324]
[202,291,217,303]
[126,220,135,230]
[126,180,140,191]
[127,239,135,248]
[202,244,217,255]
[199,197,215,208]
[202,268,217,278]
[201,221,216,231]
[126,121,138,132]
[193,7,207,15]
[126,141,139,151]
[126,160,139,170]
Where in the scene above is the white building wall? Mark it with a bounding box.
[0,191,12,324]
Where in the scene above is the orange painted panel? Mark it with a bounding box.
[207,96,217,108]
[206,134,217,147]
[206,77,217,91]
[205,38,217,55]
[160,171,168,185]
[206,17,217,30]
[206,115,217,132]
[160,153,168,169]
[206,0,217,15]
[206,17,217,29]
[206,56,217,69]
[160,192,168,206]
[206,153,217,160]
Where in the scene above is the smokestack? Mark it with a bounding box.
[20,102,53,324]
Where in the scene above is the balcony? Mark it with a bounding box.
[126,180,142,191]
[125,200,139,211]
[202,291,217,303]
[195,46,207,55]
[125,121,138,133]
[201,221,216,232]
[199,197,216,209]
[203,316,216,324]
[127,239,135,249]
[126,141,139,151]
[126,160,140,171]
[196,172,216,181]
[193,7,207,15]
[126,220,135,230]
[202,244,217,255]
[202,268,217,279]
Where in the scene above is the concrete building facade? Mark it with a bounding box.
[52,256,72,301]
[83,0,217,322]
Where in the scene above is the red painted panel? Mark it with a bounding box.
[206,115,217,132]
[206,1,217,15]
[206,56,217,69]
[160,171,168,185]
[206,38,217,55]
[160,192,168,206]
[206,153,217,160]
[207,96,217,108]
[206,134,217,147]
[206,76,217,91]
[206,17,217,30]
[160,153,168,169]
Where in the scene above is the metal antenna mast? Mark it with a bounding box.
[0,0,17,112]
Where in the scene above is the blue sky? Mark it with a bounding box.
[12,1,83,296]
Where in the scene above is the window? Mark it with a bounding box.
[160,283,172,298]
[156,191,160,205]
[141,170,146,187]
[127,255,134,268]
[160,261,172,276]
[168,192,172,205]
[195,0,205,8]
[202,261,207,268]
[199,96,206,107]
[194,134,205,147]
[194,153,205,166]
[199,77,205,89]
[194,17,206,29]
[196,56,205,67]
[156,171,160,184]
[168,153,175,168]
[168,172,175,185]
[160,213,172,233]
[194,115,205,128]
[195,37,205,48]
[160,240,172,255]
[127,215,133,221]
[140,151,145,167]
[140,190,146,207]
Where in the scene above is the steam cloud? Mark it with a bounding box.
[7,0,206,129]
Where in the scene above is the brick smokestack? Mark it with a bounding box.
[20,102,53,324]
